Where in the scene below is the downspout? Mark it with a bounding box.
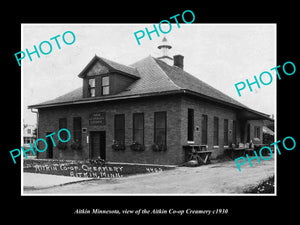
[30,108,39,158]
[30,108,39,140]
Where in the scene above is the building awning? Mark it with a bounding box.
[263,126,274,135]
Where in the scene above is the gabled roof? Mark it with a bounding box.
[78,55,140,79]
[28,55,271,120]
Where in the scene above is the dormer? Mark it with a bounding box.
[78,55,140,98]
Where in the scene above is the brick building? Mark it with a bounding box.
[28,38,272,165]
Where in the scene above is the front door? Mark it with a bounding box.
[90,131,106,159]
[246,124,251,143]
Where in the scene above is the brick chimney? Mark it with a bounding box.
[173,55,184,69]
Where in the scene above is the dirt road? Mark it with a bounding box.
[24,158,275,195]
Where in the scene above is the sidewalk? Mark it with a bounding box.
[23,173,93,190]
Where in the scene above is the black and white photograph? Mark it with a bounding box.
[21,24,276,195]
[4,6,298,220]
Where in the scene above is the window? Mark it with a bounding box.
[59,118,68,140]
[224,119,228,146]
[88,78,95,97]
[201,115,208,145]
[232,120,237,145]
[114,114,125,145]
[247,124,251,142]
[73,117,82,143]
[133,113,144,145]
[213,117,219,146]
[254,126,261,139]
[187,108,194,142]
[154,112,167,145]
[102,76,109,95]
[27,129,31,134]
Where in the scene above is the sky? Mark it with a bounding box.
[22,23,276,125]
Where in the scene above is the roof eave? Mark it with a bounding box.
[184,89,244,109]
[184,89,272,121]
[28,88,272,121]
[28,90,185,109]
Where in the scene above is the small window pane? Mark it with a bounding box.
[133,113,144,144]
[188,109,194,141]
[115,115,125,129]
[155,129,166,145]
[102,86,109,95]
[90,88,95,97]
[115,114,125,144]
[134,114,144,129]
[155,113,166,129]
[232,120,237,144]
[154,112,166,145]
[224,119,228,146]
[254,126,260,138]
[213,117,219,145]
[134,130,143,144]
[89,78,95,87]
[73,117,82,143]
[102,76,109,86]
[201,115,208,145]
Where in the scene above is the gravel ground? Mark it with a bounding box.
[24,158,275,195]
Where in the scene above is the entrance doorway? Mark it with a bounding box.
[46,132,53,159]
[246,124,251,143]
[90,131,106,160]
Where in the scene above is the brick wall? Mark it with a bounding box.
[246,120,264,144]
[179,96,239,159]
[37,95,183,165]
[36,93,265,165]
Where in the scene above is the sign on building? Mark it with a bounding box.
[89,112,106,125]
